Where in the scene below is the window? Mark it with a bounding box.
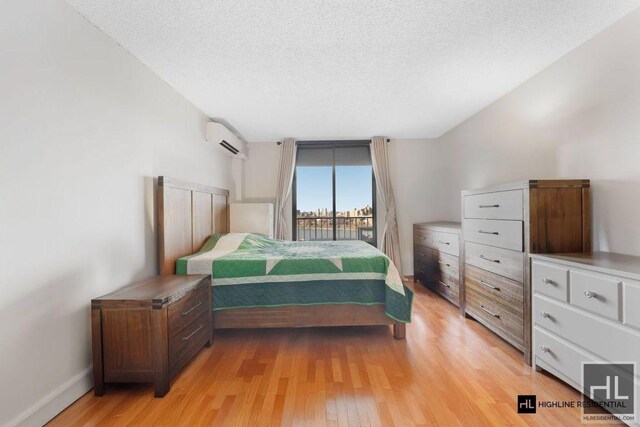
[292,141,376,245]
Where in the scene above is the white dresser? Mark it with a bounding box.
[531,252,640,425]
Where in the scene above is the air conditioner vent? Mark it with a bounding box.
[205,122,247,160]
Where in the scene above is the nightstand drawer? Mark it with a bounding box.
[169,312,210,376]
[168,284,209,334]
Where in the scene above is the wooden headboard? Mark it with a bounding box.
[158,176,230,275]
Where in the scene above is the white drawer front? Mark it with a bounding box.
[463,219,523,252]
[532,260,569,303]
[465,241,524,282]
[464,190,523,220]
[534,327,592,387]
[431,231,459,257]
[624,282,640,331]
[570,270,622,322]
[534,295,640,366]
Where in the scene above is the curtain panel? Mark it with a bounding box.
[274,138,297,240]
[370,136,403,276]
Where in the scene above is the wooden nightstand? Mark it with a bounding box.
[91,275,212,397]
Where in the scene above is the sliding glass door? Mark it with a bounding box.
[292,141,376,245]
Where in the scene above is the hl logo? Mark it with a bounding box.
[583,362,635,417]
[517,395,537,414]
[589,375,629,401]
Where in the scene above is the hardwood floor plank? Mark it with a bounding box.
[48,281,622,426]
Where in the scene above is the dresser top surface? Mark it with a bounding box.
[531,252,640,281]
[93,274,210,306]
[461,179,590,195]
[414,221,461,234]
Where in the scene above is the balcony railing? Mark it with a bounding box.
[295,216,374,244]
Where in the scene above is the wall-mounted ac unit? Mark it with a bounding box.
[205,122,248,160]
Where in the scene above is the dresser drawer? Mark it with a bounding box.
[414,259,434,282]
[464,241,523,282]
[168,283,209,334]
[532,261,569,303]
[463,219,523,252]
[464,190,523,220]
[465,265,523,314]
[169,312,210,376]
[433,251,459,279]
[413,245,432,265]
[465,287,524,349]
[431,231,459,256]
[624,282,640,331]
[430,273,460,306]
[534,327,591,387]
[534,295,640,365]
[413,227,432,247]
[570,270,621,322]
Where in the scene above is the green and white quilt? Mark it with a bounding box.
[176,233,413,322]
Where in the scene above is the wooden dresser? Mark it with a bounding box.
[531,253,640,425]
[413,222,462,307]
[92,275,212,397]
[461,180,590,364]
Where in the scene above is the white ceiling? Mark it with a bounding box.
[67,0,640,141]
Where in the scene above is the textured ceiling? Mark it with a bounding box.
[67,0,640,141]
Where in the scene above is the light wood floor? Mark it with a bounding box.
[50,281,620,426]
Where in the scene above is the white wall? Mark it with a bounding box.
[0,1,234,425]
[438,7,640,258]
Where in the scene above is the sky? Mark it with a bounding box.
[296,166,373,213]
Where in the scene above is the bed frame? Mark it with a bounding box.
[157,176,405,339]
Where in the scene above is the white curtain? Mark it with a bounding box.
[274,138,297,240]
[370,136,403,276]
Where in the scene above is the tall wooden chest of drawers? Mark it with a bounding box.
[531,253,640,426]
[461,180,591,364]
[413,222,462,307]
[92,275,212,397]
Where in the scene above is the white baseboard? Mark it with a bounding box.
[8,367,93,427]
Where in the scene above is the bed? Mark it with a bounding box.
[157,176,412,338]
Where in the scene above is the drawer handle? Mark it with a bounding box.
[479,254,500,264]
[182,300,203,316]
[478,204,500,208]
[438,240,450,245]
[540,311,550,319]
[438,280,451,288]
[479,304,500,318]
[478,230,499,235]
[584,290,596,299]
[418,269,425,274]
[182,323,204,341]
[437,261,451,267]
[543,278,555,285]
[418,253,427,257]
[479,280,500,291]
[540,345,550,353]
